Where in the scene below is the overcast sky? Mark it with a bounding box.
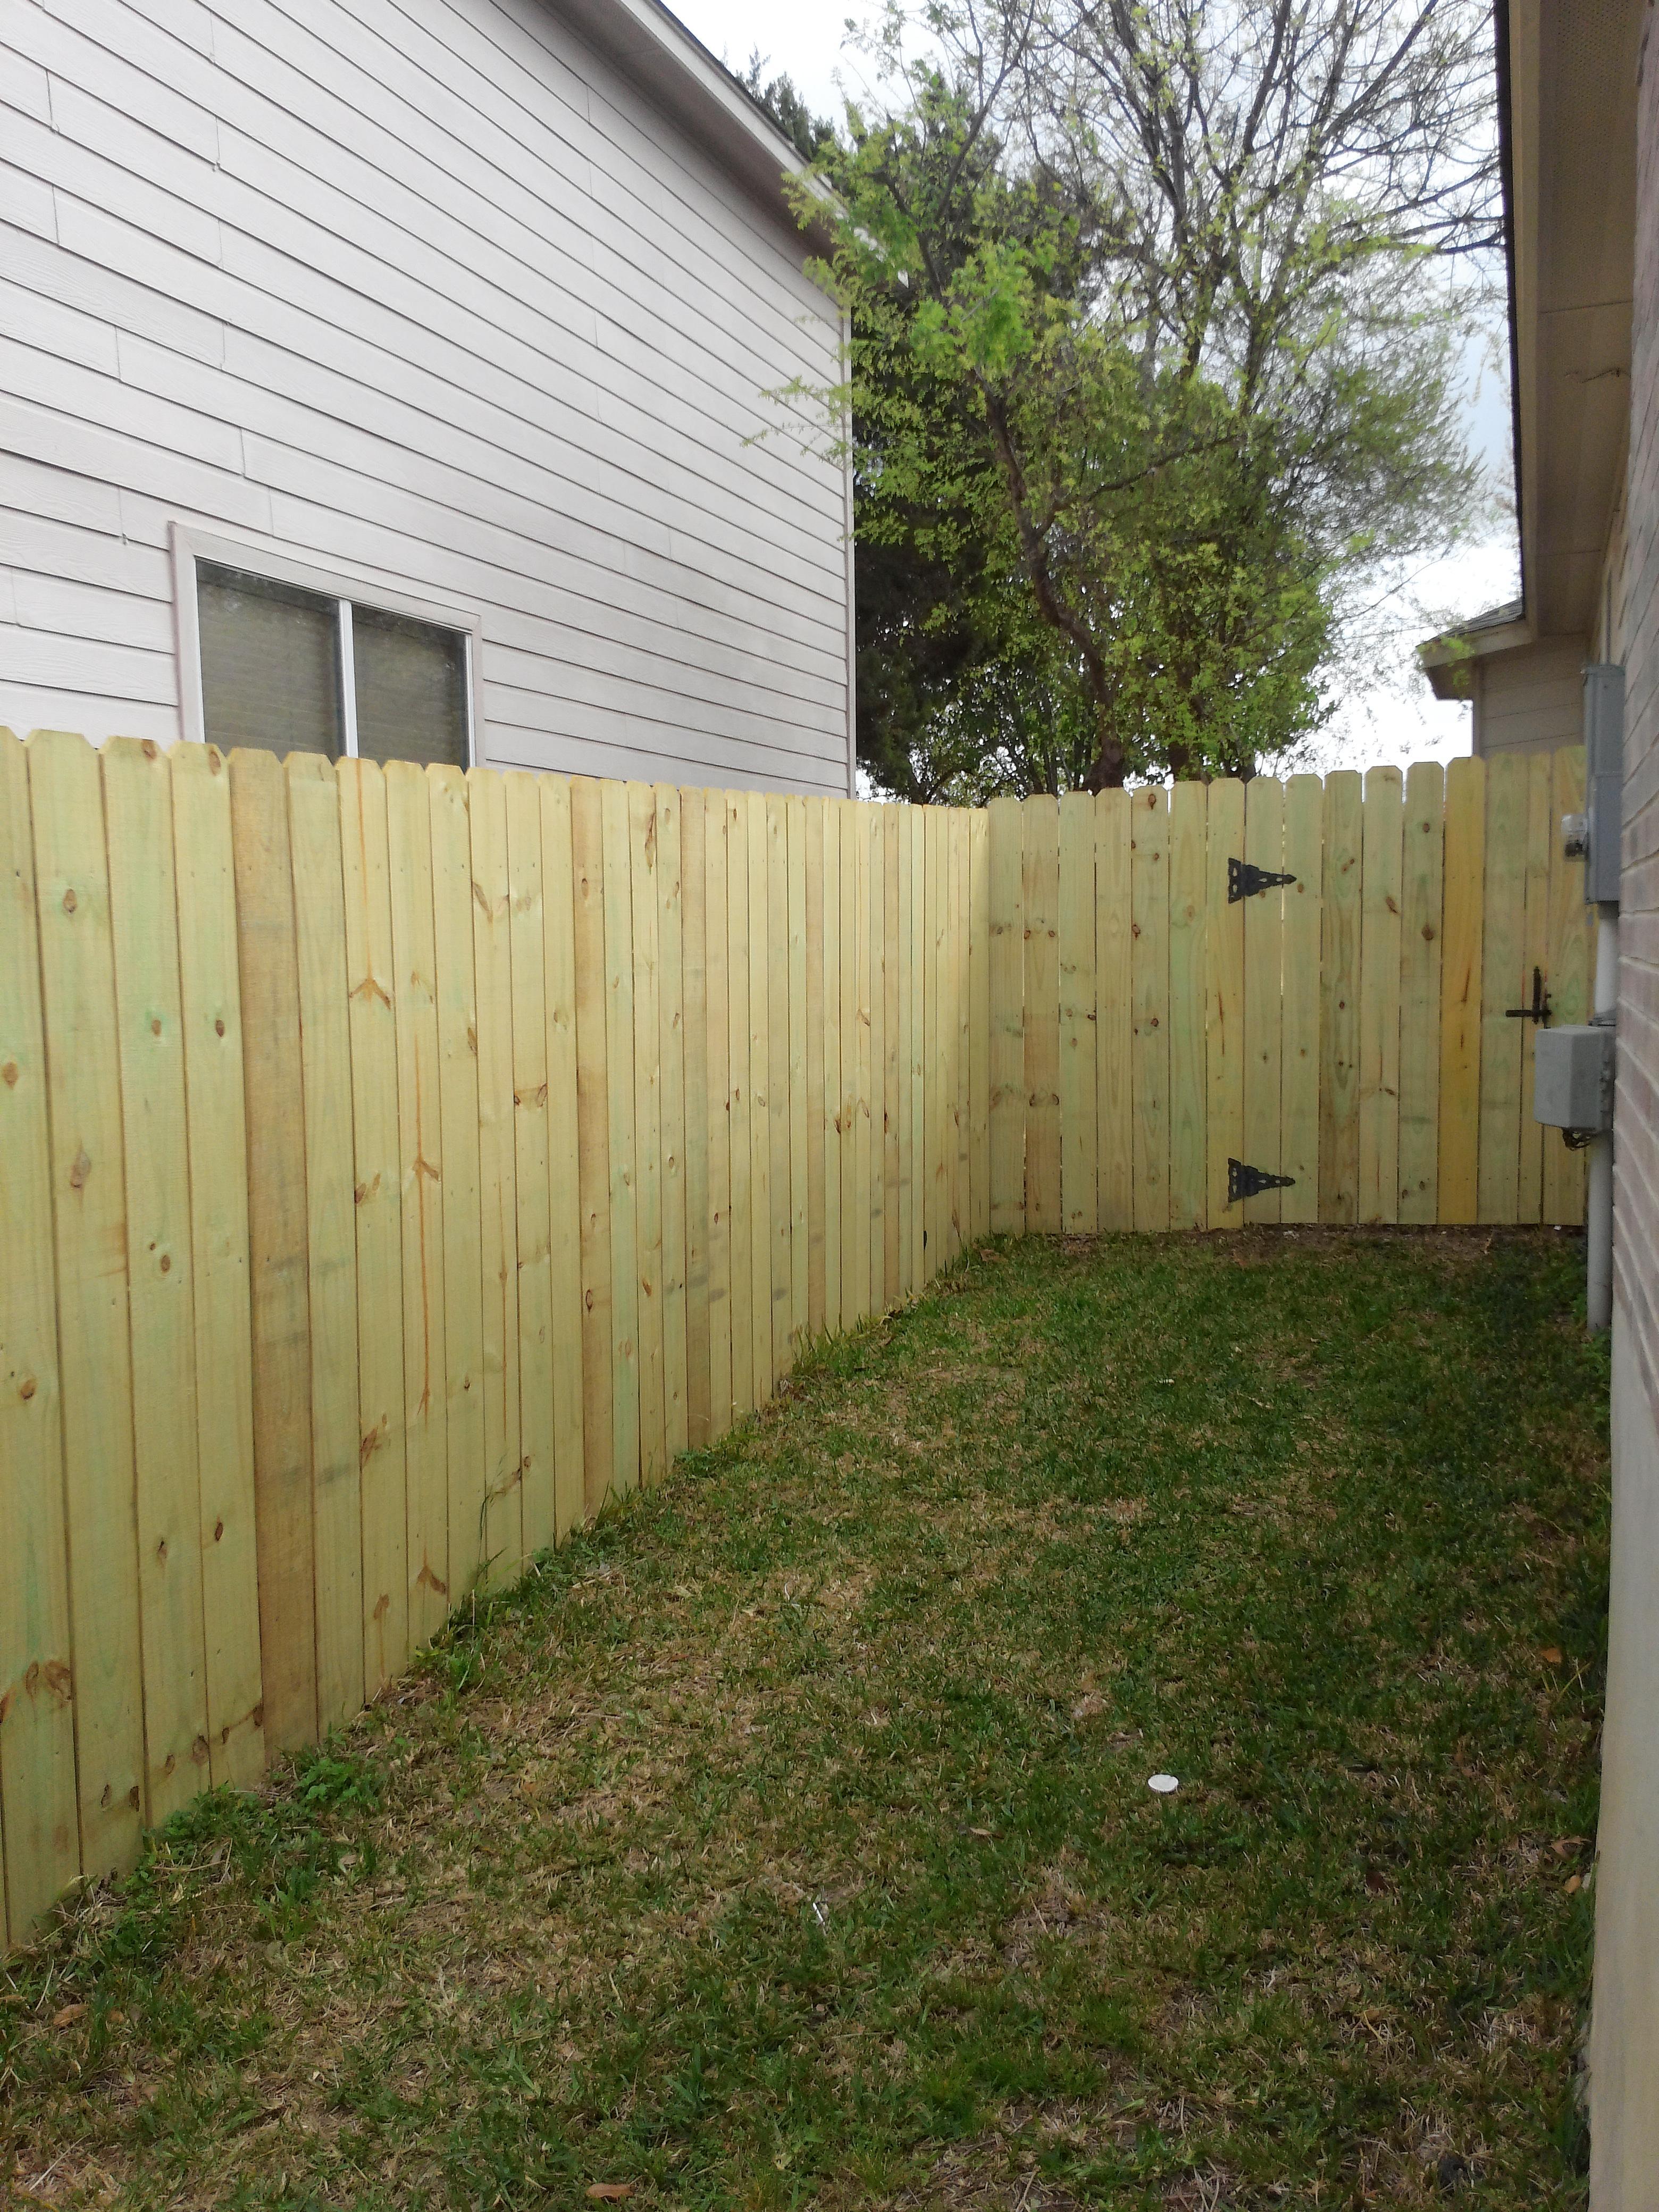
[668,0,1521,776]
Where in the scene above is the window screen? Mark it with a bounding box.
[351,604,470,770]
[197,563,343,759]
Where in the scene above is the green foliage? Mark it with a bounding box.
[770,1,1498,794]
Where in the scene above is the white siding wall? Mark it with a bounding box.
[0,0,853,794]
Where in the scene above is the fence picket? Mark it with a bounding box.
[1058,792,1097,1234]
[1358,767,1404,1226]
[540,776,585,1535]
[601,778,640,1495]
[228,746,316,1762]
[680,789,713,1444]
[726,792,753,1417]
[505,772,553,1552]
[702,793,734,1436]
[1319,772,1363,1224]
[0,731,79,1941]
[1132,788,1170,1232]
[658,786,689,1460]
[1168,781,1208,1230]
[1243,779,1285,1226]
[1024,798,1062,1234]
[1096,792,1133,1233]
[988,796,1025,1234]
[1397,762,1445,1224]
[1438,757,1486,1224]
[628,783,666,1488]
[104,741,210,1824]
[1280,775,1323,1222]
[1205,779,1245,1228]
[1516,753,1554,1224]
[431,768,489,1586]
[569,780,614,1509]
[766,795,792,1375]
[792,797,813,1344]
[748,793,775,1395]
[968,809,991,1241]
[1477,754,1528,1225]
[820,798,842,1333]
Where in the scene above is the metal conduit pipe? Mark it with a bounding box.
[1588,901,1619,1336]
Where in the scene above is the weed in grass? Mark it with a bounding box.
[0,1230,1607,2210]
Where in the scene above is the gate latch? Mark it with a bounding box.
[1228,858,1297,903]
[1228,1158,1296,1205]
[1505,966,1552,1025]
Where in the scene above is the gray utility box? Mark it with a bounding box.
[1534,1025,1615,1133]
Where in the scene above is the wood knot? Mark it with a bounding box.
[159,1253,171,1272]
[20,1375,36,1401]
[69,1147,91,1190]
[62,887,77,914]
[1,1061,16,1086]
[215,1018,225,1036]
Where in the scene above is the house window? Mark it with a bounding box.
[194,559,473,769]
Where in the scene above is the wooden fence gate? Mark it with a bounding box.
[0,731,1591,1950]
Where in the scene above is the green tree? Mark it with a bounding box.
[779,0,1499,795]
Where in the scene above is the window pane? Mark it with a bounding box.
[197,562,343,759]
[351,605,470,769]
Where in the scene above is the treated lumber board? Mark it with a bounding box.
[908,806,926,1285]
[883,806,903,1296]
[1023,796,1062,1234]
[387,762,451,1631]
[1057,792,1097,1234]
[627,783,666,1488]
[1130,787,1170,1233]
[923,807,943,1277]
[656,784,689,1460]
[725,791,753,1416]
[766,794,792,1376]
[1516,752,1554,1224]
[1477,753,1528,1224]
[1437,757,1486,1223]
[1242,778,1285,1225]
[601,777,641,1494]
[471,769,523,1564]
[1095,791,1133,1232]
[1204,779,1245,1229]
[1279,776,1323,1224]
[429,767,489,1595]
[338,758,410,1684]
[703,793,734,1434]
[0,728,80,1940]
[1544,748,1590,1227]
[1358,767,1404,1226]
[987,795,1025,1234]
[285,797,357,1722]
[680,788,711,1448]
[539,774,585,1535]
[805,797,827,1336]
[1318,771,1362,1224]
[747,792,774,1396]
[103,738,210,1824]
[227,744,316,1762]
[790,795,812,1345]
[569,779,614,1508]
[841,799,863,1307]
[820,795,842,1333]
[1397,761,1445,1224]
[170,742,264,1789]
[505,771,554,1552]
[33,731,149,1860]
[968,807,991,1241]
[862,807,883,1309]
[853,802,875,1303]
[1167,781,1206,1230]
[950,810,969,1261]
[898,806,919,1286]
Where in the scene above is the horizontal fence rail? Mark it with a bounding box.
[0,732,1590,1946]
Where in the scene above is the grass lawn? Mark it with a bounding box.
[1,1230,1609,2210]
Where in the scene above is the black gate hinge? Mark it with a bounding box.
[1228,1158,1296,1205]
[1228,858,1297,903]
[1504,966,1552,1025]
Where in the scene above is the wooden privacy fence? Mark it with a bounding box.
[0,731,1591,1949]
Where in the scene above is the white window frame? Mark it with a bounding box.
[171,523,487,766]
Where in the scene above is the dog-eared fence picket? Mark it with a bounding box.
[0,731,1593,1946]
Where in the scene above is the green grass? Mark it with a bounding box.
[1,1229,1608,2209]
